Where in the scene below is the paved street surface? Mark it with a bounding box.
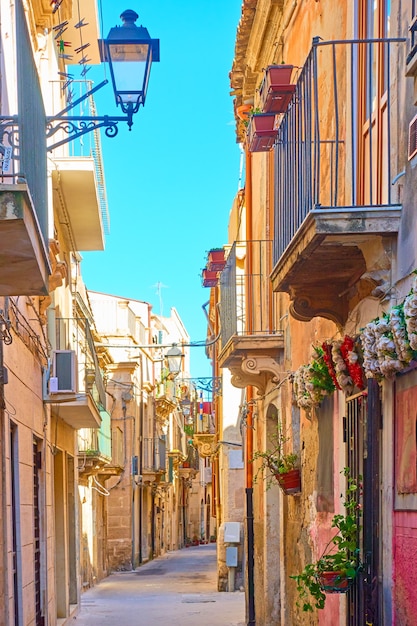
[71,543,245,626]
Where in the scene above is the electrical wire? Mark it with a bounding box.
[92,474,110,496]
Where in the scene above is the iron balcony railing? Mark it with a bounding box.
[219,240,280,350]
[0,0,49,241]
[142,437,166,472]
[55,317,106,409]
[273,37,405,264]
[78,409,112,461]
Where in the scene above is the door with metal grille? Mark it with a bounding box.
[345,380,381,625]
[10,424,20,626]
[33,442,44,626]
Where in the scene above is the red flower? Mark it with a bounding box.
[340,336,365,390]
[322,342,341,390]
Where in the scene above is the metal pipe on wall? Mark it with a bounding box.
[244,148,255,626]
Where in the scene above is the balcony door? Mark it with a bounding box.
[357,0,391,206]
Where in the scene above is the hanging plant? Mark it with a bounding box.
[361,321,382,379]
[322,342,341,390]
[374,315,406,379]
[403,278,417,351]
[293,348,336,410]
[308,347,336,396]
[293,365,317,410]
[331,340,354,395]
[291,468,362,612]
[390,304,414,363]
[340,336,365,391]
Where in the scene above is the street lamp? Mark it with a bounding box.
[100,9,160,130]
[165,346,183,379]
[0,9,160,153]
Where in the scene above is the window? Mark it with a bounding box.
[408,0,417,66]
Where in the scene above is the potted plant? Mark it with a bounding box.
[207,248,226,272]
[202,268,219,288]
[247,113,278,152]
[259,64,296,114]
[251,424,301,494]
[291,469,362,612]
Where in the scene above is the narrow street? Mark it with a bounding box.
[72,544,245,626]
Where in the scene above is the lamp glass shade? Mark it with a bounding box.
[101,10,160,112]
[166,346,183,377]
[107,41,152,107]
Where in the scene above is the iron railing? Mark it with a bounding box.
[55,317,106,408]
[273,37,405,264]
[219,240,280,349]
[78,410,112,460]
[142,437,166,472]
[15,0,48,242]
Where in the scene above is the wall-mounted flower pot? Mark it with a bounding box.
[259,64,296,114]
[318,571,352,593]
[207,249,226,272]
[202,269,219,288]
[276,468,301,494]
[247,113,278,152]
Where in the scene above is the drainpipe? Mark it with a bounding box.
[245,148,256,626]
[0,329,9,626]
[138,354,144,564]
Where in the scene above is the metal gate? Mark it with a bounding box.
[345,380,381,625]
[33,442,44,626]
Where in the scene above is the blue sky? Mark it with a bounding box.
[79,0,242,378]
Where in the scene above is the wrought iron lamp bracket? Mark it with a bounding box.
[0,80,136,155]
[180,376,222,395]
[45,114,128,151]
[0,117,20,161]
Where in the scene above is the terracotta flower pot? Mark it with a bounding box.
[276,468,301,494]
[259,65,296,114]
[318,571,351,593]
[202,269,219,288]
[247,114,278,152]
[207,249,226,272]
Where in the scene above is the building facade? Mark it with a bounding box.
[204,1,417,624]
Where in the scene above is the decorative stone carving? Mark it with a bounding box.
[193,434,217,458]
[48,239,67,292]
[229,355,283,395]
[271,208,401,327]
[155,397,176,425]
[218,334,285,395]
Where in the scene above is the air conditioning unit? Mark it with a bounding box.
[50,350,76,393]
[408,113,417,160]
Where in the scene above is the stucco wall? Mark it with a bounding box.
[393,511,417,625]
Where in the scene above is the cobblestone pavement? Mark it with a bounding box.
[70,543,245,626]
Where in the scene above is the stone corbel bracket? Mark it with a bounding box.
[230,355,283,395]
[218,334,285,396]
[193,433,217,458]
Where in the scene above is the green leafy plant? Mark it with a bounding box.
[291,468,362,612]
[309,346,337,395]
[251,423,299,488]
[242,106,262,126]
